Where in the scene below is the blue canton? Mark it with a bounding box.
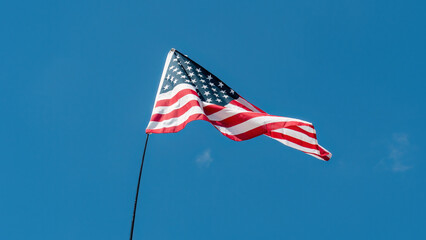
[160,50,239,106]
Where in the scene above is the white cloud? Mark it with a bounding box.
[196,149,213,168]
[391,161,412,172]
[387,133,412,172]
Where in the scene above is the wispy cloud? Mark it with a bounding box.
[387,133,412,172]
[196,149,213,168]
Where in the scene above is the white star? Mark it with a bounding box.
[196,68,201,72]
[223,94,229,99]
[191,79,197,84]
[204,91,210,96]
[163,85,169,90]
[173,58,178,62]
[185,80,190,83]
[212,88,217,92]
[169,66,174,70]
[209,82,215,86]
[173,79,178,84]
[177,71,182,75]
[177,62,181,65]
[173,68,178,72]
[186,66,192,71]
[218,82,224,88]
[184,60,190,64]
[220,90,226,94]
[170,76,174,81]
[206,98,212,103]
[200,79,206,83]
[202,85,208,89]
[230,89,235,94]
[214,93,219,97]
[166,74,170,80]
[207,75,213,80]
[181,75,187,78]
[198,74,204,78]
[176,55,180,59]
[216,98,222,103]
[188,72,194,77]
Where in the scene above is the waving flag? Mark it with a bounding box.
[146,49,331,161]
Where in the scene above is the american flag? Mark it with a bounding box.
[146,49,332,161]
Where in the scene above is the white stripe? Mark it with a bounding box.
[228,99,256,112]
[147,105,205,129]
[152,94,201,115]
[207,103,252,121]
[265,135,321,155]
[298,125,317,134]
[270,128,318,146]
[235,97,262,113]
[304,152,327,161]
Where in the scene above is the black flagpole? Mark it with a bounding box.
[129,133,150,240]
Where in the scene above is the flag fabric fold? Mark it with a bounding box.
[146,49,332,161]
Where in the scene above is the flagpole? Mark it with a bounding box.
[129,133,150,240]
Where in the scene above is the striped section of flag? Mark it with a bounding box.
[146,49,331,161]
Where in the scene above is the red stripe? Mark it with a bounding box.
[155,89,198,107]
[203,104,224,115]
[150,100,202,122]
[265,131,330,161]
[301,151,330,161]
[317,146,331,161]
[284,125,317,139]
[265,131,319,151]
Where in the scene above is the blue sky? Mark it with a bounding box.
[1,0,425,239]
